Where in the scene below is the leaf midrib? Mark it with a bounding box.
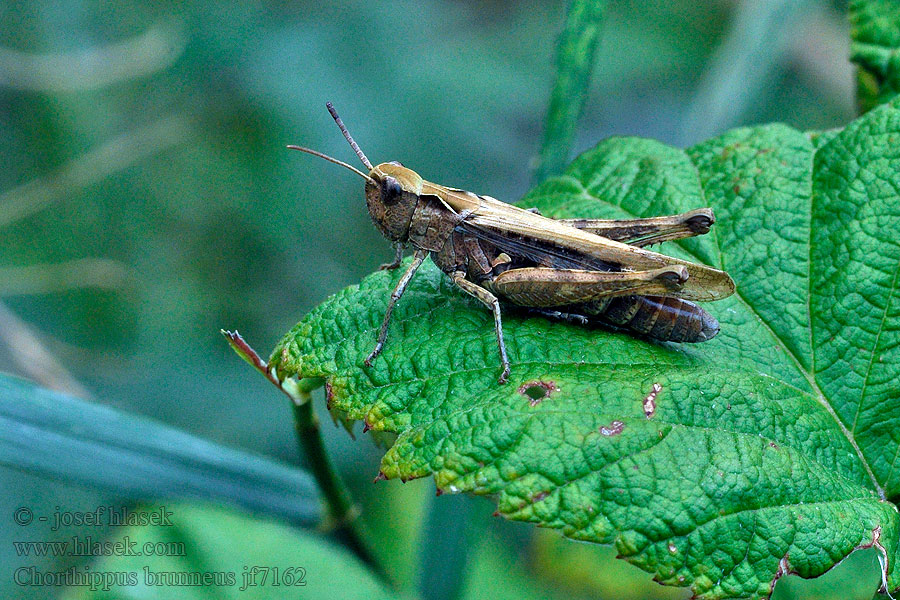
[686,148,886,500]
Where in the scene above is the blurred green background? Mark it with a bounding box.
[0,0,882,598]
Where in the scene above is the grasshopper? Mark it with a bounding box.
[290,103,735,384]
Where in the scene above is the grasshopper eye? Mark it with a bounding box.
[382,176,404,204]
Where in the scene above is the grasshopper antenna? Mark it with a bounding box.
[286,145,376,185]
[326,102,374,171]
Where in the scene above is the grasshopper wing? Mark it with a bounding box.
[426,183,735,302]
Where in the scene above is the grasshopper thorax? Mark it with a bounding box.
[365,162,423,243]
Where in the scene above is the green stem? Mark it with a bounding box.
[290,396,384,576]
[222,330,389,582]
[532,0,606,185]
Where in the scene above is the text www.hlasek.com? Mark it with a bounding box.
[14,536,185,558]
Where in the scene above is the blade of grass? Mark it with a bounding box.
[0,373,322,526]
[0,18,186,91]
[678,0,818,145]
[532,0,606,184]
[0,301,92,398]
[0,258,132,295]
[416,492,485,600]
[0,114,191,229]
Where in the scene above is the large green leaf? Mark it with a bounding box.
[851,0,900,113]
[267,96,900,599]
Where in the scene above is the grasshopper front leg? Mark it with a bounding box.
[379,242,406,270]
[365,249,427,367]
[451,272,511,384]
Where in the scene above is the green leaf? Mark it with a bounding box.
[851,0,900,113]
[0,374,322,525]
[61,502,403,600]
[267,97,900,599]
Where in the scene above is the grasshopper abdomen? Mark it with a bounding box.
[591,295,720,343]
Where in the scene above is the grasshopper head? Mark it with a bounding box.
[365,162,422,242]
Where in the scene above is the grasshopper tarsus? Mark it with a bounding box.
[379,243,405,270]
[530,308,590,326]
[363,349,379,367]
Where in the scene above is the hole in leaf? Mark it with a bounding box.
[518,380,558,406]
[523,385,547,401]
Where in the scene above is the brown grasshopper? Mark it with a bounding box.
[289,103,736,384]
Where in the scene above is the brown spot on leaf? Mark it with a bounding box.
[518,380,559,406]
[769,554,793,596]
[643,383,661,418]
[532,491,549,503]
[769,441,778,448]
[599,420,625,436]
[373,471,387,483]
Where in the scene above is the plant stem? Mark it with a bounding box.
[291,396,385,578]
[416,492,483,600]
[532,0,606,185]
[222,330,389,582]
